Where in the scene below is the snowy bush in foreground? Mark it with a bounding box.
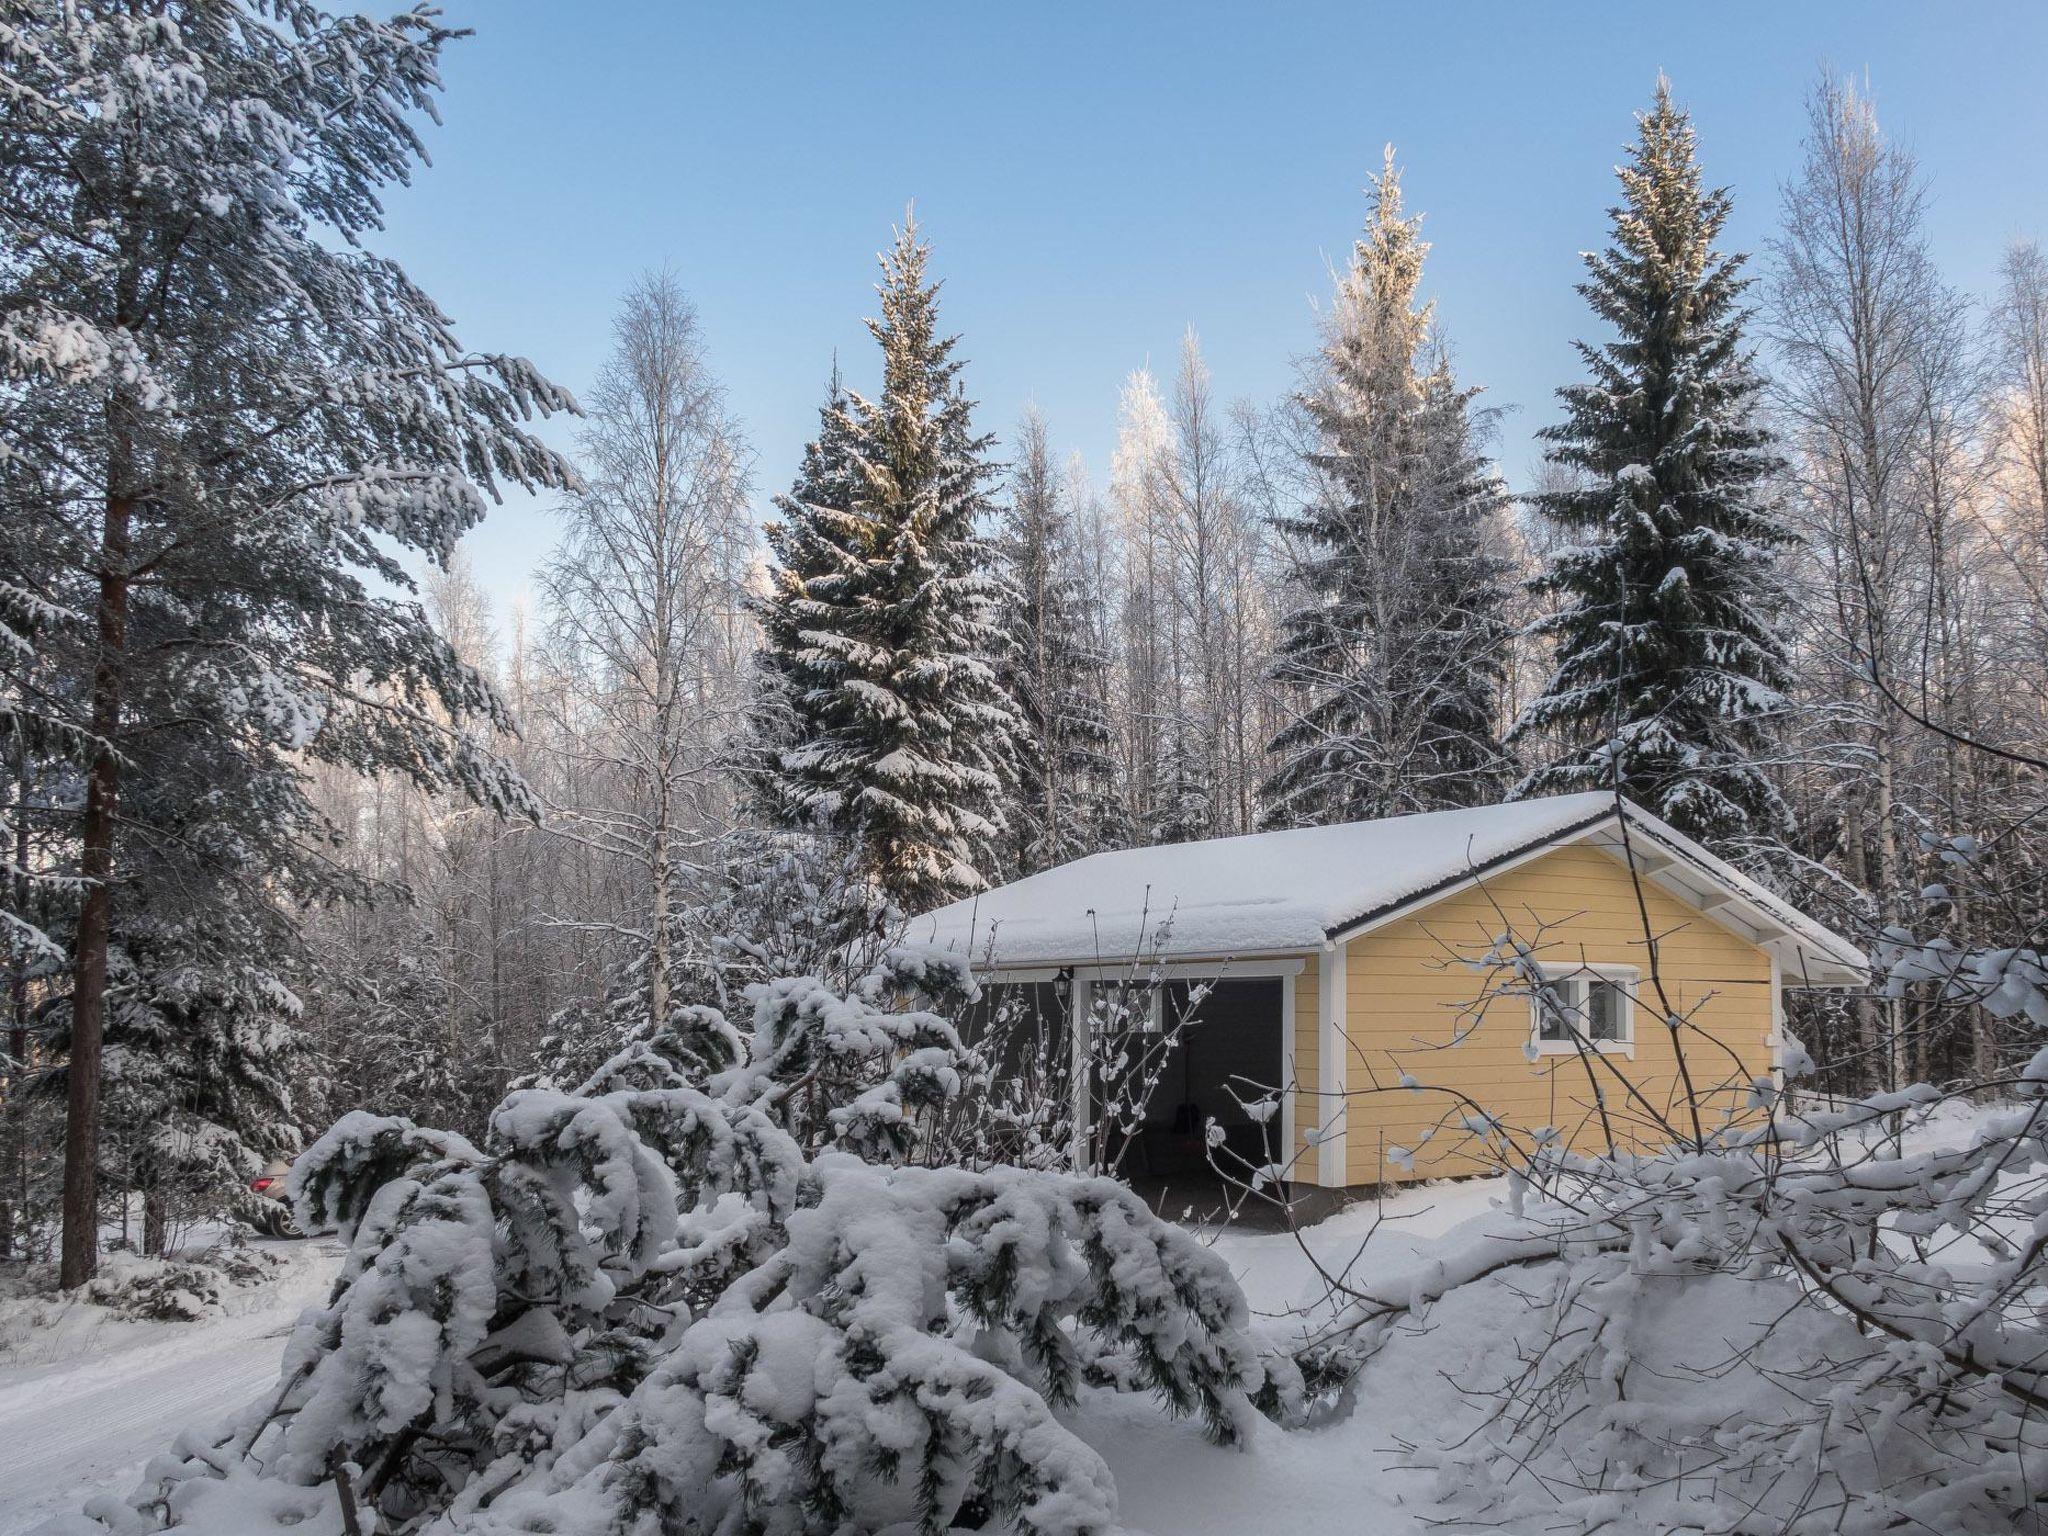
[50,1006,1272,1536]
[1310,1091,2048,1533]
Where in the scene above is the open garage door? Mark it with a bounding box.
[1129,977,1285,1177]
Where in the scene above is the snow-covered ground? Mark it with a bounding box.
[1087,1176,1512,1535]
[1,1101,2008,1535]
[0,1184,1505,1536]
[0,1241,338,1536]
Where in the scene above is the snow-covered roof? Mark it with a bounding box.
[908,793,1868,986]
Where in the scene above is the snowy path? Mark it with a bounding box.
[0,1242,338,1535]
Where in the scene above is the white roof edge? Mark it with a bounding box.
[1322,811,1613,946]
[957,942,1323,975]
[1319,802,1869,988]
[1589,813,1868,986]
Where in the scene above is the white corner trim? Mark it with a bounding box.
[1315,943,1347,1187]
[1069,973,1092,1170]
[1279,967,1298,1185]
[1769,952,1786,1095]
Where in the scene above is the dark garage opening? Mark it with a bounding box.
[1127,978,1285,1179]
[962,974,1289,1222]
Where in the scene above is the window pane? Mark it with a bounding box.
[1538,980,1578,1040]
[1116,987,1162,1034]
[1588,980,1622,1040]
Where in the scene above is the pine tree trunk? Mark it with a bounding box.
[142,1186,168,1259]
[61,482,132,1289]
[3,747,29,1260]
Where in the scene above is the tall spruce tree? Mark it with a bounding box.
[0,2,575,1282]
[756,220,1017,910]
[1264,150,1514,828]
[995,408,1118,873]
[74,926,302,1251]
[1512,82,1794,850]
[41,694,323,1253]
[751,368,860,830]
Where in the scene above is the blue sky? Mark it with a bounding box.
[375,2,2048,624]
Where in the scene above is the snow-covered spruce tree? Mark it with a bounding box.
[1153,719,1219,846]
[56,1021,1283,1536]
[747,366,861,829]
[713,942,983,1162]
[35,666,333,1249]
[0,575,85,1257]
[52,928,301,1253]
[0,580,86,978]
[298,936,487,1135]
[674,823,893,1011]
[516,941,743,1096]
[1264,148,1514,829]
[0,2,575,1284]
[996,408,1119,874]
[755,220,1018,912]
[1512,82,1794,852]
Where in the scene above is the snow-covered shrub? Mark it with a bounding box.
[714,942,983,1160]
[192,1239,287,1292]
[935,981,1078,1171]
[81,1253,227,1322]
[517,977,745,1102]
[54,1017,1273,1536]
[677,826,893,1013]
[78,1242,286,1322]
[1321,1090,2048,1532]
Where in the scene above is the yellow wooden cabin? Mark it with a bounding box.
[911,793,1866,1193]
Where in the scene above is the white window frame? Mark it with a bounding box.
[1529,963,1638,1058]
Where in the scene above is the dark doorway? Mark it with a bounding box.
[961,974,1287,1223]
[1128,978,1285,1178]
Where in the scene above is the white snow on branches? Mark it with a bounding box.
[51,1003,1276,1536]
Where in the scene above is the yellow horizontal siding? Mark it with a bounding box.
[1334,844,1773,1186]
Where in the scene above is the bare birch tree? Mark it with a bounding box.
[1770,73,1954,1088]
[1770,73,2044,1088]
[539,272,755,1030]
